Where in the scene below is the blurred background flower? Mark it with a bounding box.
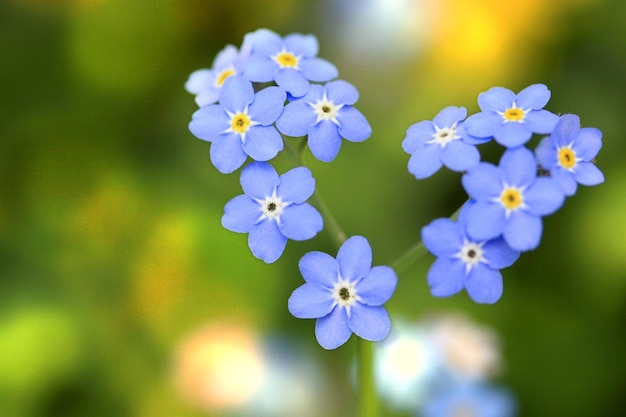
[1,0,625,416]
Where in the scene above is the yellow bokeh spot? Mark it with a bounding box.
[503,107,525,122]
[230,113,251,134]
[558,147,577,169]
[500,187,523,210]
[275,51,298,68]
[216,68,236,87]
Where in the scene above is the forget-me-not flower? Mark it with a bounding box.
[276,80,371,162]
[535,114,604,196]
[222,162,323,263]
[422,205,520,304]
[288,236,397,349]
[422,382,517,417]
[189,76,286,174]
[461,146,565,251]
[402,106,481,179]
[243,30,338,97]
[464,84,559,148]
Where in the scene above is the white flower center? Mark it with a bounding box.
[332,276,360,313]
[257,190,289,223]
[429,123,461,147]
[455,239,487,274]
[310,94,343,124]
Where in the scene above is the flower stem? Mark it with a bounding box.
[358,338,378,417]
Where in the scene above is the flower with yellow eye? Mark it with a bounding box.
[243,30,338,98]
[461,147,565,251]
[535,114,604,196]
[464,84,559,148]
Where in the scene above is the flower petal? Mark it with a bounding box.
[356,266,397,306]
[299,251,340,287]
[308,121,342,162]
[242,126,283,162]
[277,166,315,203]
[433,106,466,128]
[427,257,465,298]
[574,162,605,186]
[276,100,316,137]
[573,127,603,160]
[422,218,464,256]
[248,86,286,125]
[189,105,229,142]
[534,136,556,170]
[551,167,578,196]
[464,200,506,242]
[337,236,372,281]
[325,80,359,105]
[523,109,559,134]
[465,265,503,304]
[300,58,338,82]
[316,307,351,350]
[284,33,318,57]
[337,106,371,142]
[240,161,279,199]
[524,177,565,216]
[464,112,501,138]
[274,68,310,97]
[220,76,254,113]
[503,210,542,251]
[402,121,436,153]
[483,237,520,269]
[440,140,480,172]
[288,283,334,319]
[221,195,260,233]
[493,122,532,148]
[348,304,391,342]
[248,219,288,263]
[462,163,503,200]
[242,54,276,82]
[209,135,247,174]
[515,83,550,109]
[279,204,323,240]
[406,144,443,179]
[478,87,516,112]
[499,146,536,187]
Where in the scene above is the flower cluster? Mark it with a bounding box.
[186,29,392,349]
[404,84,604,303]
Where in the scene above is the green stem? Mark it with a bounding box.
[358,338,378,417]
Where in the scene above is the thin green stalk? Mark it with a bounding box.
[358,338,378,417]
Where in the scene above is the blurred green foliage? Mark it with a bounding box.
[1,0,625,416]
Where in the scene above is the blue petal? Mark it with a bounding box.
[242,54,276,82]
[440,140,480,172]
[308,121,342,162]
[355,266,397,306]
[315,307,351,350]
[185,68,213,94]
[209,135,247,174]
[248,219,288,263]
[245,29,282,55]
[248,86,286,125]
[477,87,515,112]
[325,80,359,105]
[219,76,254,113]
[464,112,501,138]
[348,304,391,342]
[277,166,315,203]
[515,83,550,109]
[462,163,503,200]
[212,44,239,68]
[299,251,339,287]
[493,122,532,148]
[402,121,435,153]
[464,200,506,241]
[337,107,371,142]
[573,127,603,160]
[503,210,542,251]
[242,125,283,161]
[221,195,260,233]
[499,146,536,187]
[406,144,443,179]
[465,265,503,304]
[274,68,310,97]
[284,33,318,57]
[427,257,465,298]
[288,283,334,319]
[276,100,316,137]
[300,57,338,82]
[551,167,578,196]
[551,114,580,146]
[421,218,464,256]
[337,236,372,281]
[195,89,220,108]
[279,204,323,240]
[524,110,559,134]
[574,162,605,186]
[189,105,229,142]
[433,106,467,128]
[534,136,556,170]
[240,161,279,200]
[524,177,565,216]
[482,237,520,269]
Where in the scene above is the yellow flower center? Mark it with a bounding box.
[230,113,251,134]
[216,67,236,87]
[503,107,525,122]
[500,187,523,211]
[558,146,577,169]
[274,51,298,68]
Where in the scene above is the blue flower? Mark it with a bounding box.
[288,236,397,349]
[422,205,520,304]
[276,80,371,162]
[402,106,481,179]
[422,382,517,417]
[535,114,604,196]
[243,30,338,97]
[221,162,323,263]
[464,84,559,148]
[461,146,565,251]
[189,76,286,174]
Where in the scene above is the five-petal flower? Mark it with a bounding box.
[535,114,604,196]
[222,162,323,263]
[189,76,286,173]
[288,236,397,349]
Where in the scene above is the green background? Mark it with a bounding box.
[1,0,625,416]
